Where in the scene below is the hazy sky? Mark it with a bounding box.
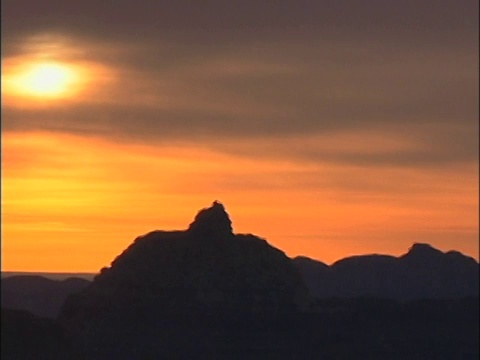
[2,0,478,271]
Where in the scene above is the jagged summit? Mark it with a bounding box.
[188,200,233,238]
[403,242,444,259]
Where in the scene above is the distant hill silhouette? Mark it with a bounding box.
[1,276,90,318]
[1,272,95,281]
[293,243,479,300]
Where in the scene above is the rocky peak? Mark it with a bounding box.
[188,200,233,238]
[402,243,445,264]
[406,243,443,256]
[59,202,311,334]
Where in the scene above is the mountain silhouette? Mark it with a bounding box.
[4,202,479,358]
[62,201,309,315]
[293,242,479,300]
[1,275,90,318]
[3,242,477,321]
[59,201,311,357]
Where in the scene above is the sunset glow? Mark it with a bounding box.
[2,131,478,272]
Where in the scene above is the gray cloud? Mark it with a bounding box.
[3,0,477,48]
[2,0,478,168]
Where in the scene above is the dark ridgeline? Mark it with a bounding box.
[2,202,479,359]
[3,239,477,321]
[293,243,479,300]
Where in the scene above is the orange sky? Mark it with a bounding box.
[2,1,478,272]
[2,130,478,272]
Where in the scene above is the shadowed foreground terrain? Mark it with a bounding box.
[3,297,478,359]
[2,202,479,359]
[1,308,80,360]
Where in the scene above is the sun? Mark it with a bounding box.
[2,35,116,106]
[24,63,76,96]
[9,62,80,98]
[3,60,87,101]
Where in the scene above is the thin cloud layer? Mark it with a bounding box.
[3,2,478,165]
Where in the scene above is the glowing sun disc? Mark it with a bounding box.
[7,62,81,98]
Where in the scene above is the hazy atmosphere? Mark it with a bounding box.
[2,0,478,272]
